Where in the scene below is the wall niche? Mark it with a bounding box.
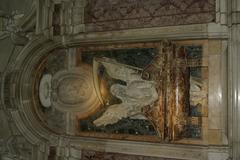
[33,40,226,147]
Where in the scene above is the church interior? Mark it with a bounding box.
[0,0,239,159]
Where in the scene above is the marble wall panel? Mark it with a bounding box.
[85,0,216,32]
[81,150,183,160]
[208,55,223,129]
[207,40,227,145]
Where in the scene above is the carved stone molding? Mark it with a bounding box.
[36,0,86,37]
[215,0,228,25]
[19,0,36,32]
[0,72,3,110]
[2,72,17,110]
[65,23,228,45]
[228,0,240,159]
[0,0,36,45]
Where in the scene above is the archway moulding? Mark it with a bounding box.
[0,35,230,160]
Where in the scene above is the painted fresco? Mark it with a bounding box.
[35,42,208,142]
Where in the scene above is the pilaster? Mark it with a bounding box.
[229,0,240,159]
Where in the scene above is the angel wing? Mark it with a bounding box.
[93,57,143,104]
[94,57,142,83]
[92,57,158,127]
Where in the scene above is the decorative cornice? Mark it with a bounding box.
[63,23,228,45]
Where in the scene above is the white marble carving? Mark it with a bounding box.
[51,67,101,115]
[93,58,158,127]
[190,76,207,106]
[57,77,90,104]
[39,74,52,108]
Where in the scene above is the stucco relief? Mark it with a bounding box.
[50,67,100,114]
[38,57,101,115]
[57,77,90,104]
[0,10,29,45]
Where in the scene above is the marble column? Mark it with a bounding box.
[229,0,240,159]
